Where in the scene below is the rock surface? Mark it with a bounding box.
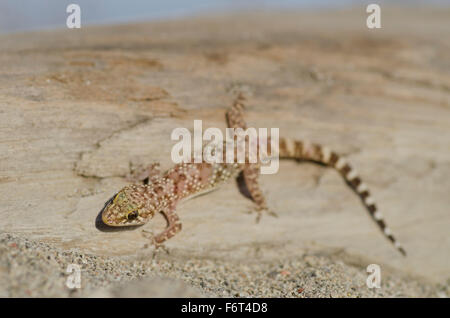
[1,234,445,298]
[0,7,449,297]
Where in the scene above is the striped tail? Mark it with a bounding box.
[279,137,406,256]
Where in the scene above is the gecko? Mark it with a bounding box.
[100,94,406,256]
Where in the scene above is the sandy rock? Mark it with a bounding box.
[0,7,449,296]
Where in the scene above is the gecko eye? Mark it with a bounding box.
[127,210,139,220]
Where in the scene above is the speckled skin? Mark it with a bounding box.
[101,94,406,255]
[102,160,243,243]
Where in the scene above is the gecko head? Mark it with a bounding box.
[101,185,154,227]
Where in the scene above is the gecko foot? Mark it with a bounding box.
[246,205,278,223]
[141,230,170,254]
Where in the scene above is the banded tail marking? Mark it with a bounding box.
[279,137,406,256]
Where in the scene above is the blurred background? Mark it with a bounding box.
[0,0,448,34]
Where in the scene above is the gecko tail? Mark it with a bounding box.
[279,137,406,257]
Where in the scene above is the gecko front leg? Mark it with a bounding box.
[127,162,161,184]
[141,203,182,253]
[153,204,183,245]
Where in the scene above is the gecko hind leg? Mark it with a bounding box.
[227,93,277,222]
[242,165,278,223]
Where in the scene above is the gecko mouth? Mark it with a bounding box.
[100,193,116,213]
